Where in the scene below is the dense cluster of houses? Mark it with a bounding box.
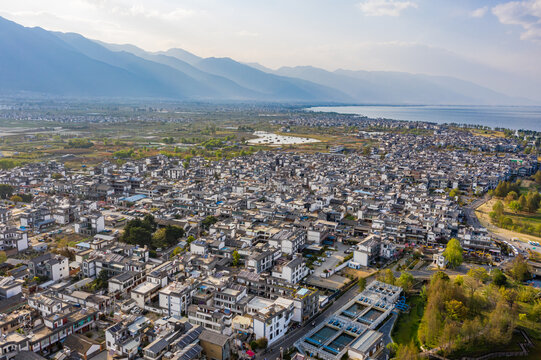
[0,127,536,360]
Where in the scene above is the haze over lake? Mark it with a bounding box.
[308,105,541,132]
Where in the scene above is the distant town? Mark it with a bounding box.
[0,103,539,360]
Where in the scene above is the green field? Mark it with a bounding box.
[391,295,425,349]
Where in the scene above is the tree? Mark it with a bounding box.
[442,238,463,268]
[377,269,396,285]
[491,268,507,286]
[9,195,22,203]
[358,277,367,292]
[534,170,541,184]
[519,194,527,211]
[525,191,541,213]
[172,247,182,256]
[505,191,518,202]
[201,215,218,230]
[0,184,14,199]
[465,267,488,304]
[395,342,419,360]
[397,272,415,292]
[0,251,6,264]
[256,337,268,349]
[492,200,504,219]
[152,225,185,249]
[386,342,398,357]
[93,270,109,290]
[509,200,522,213]
[449,189,458,198]
[120,214,160,248]
[509,255,531,282]
[232,250,240,267]
[468,266,489,283]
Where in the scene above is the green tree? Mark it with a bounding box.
[397,272,415,292]
[509,200,522,213]
[534,170,541,184]
[442,238,463,268]
[509,255,531,282]
[358,277,367,292]
[0,251,6,264]
[468,266,489,283]
[525,191,541,213]
[256,337,268,349]
[519,194,527,211]
[445,299,466,321]
[172,247,182,256]
[0,184,14,199]
[395,342,419,360]
[491,268,507,286]
[9,195,22,203]
[505,191,518,202]
[492,200,504,219]
[377,269,396,285]
[152,225,185,249]
[201,215,218,230]
[449,189,458,198]
[232,250,240,267]
[93,270,109,290]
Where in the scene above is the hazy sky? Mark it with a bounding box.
[2,0,541,99]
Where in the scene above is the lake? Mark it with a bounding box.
[307,105,541,132]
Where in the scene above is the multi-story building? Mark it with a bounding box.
[0,227,28,252]
[248,296,294,346]
[28,253,69,282]
[159,281,196,317]
[74,212,105,236]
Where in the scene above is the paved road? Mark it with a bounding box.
[257,280,366,360]
[463,195,539,257]
[463,195,489,228]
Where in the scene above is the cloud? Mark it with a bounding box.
[236,30,259,38]
[470,6,489,18]
[112,4,196,22]
[357,0,418,17]
[492,0,541,40]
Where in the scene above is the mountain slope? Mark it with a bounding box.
[55,32,229,99]
[95,41,260,99]
[194,57,351,102]
[276,66,521,105]
[157,48,202,65]
[0,17,177,98]
[0,15,530,104]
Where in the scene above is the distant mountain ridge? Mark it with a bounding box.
[0,16,531,105]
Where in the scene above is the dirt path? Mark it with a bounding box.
[476,198,541,244]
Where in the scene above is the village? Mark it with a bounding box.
[0,122,538,360]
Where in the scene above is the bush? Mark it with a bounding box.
[66,138,93,148]
[256,337,268,349]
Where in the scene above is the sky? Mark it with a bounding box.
[1,0,541,100]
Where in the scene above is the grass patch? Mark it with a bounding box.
[448,332,525,359]
[391,295,424,349]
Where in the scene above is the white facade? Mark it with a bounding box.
[0,228,28,252]
[249,297,294,346]
[51,256,70,281]
[159,282,193,317]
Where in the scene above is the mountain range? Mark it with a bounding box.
[0,16,531,105]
